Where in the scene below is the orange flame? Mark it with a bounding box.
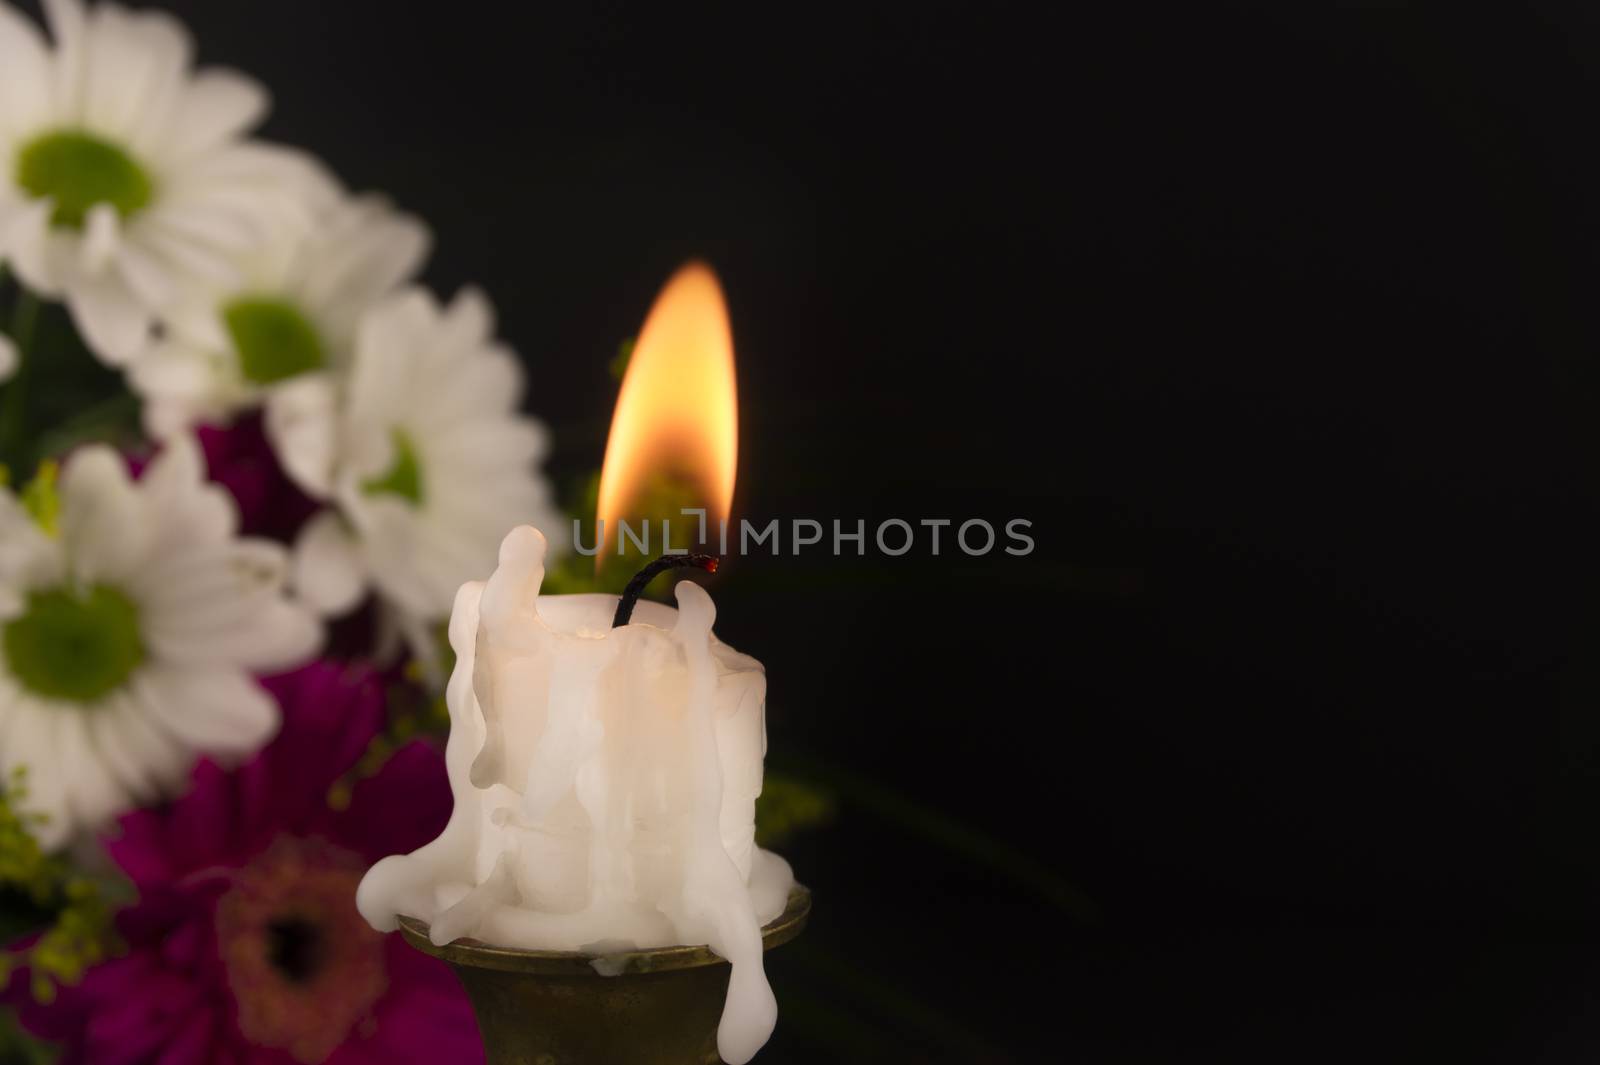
[595,261,738,569]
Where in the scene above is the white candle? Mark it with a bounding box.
[357,525,795,1065]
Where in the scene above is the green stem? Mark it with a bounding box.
[0,290,42,472]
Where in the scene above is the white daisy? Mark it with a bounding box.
[0,0,330,364]
[0,437,322,849]
[129,192,429,438]
[271,286,564,629]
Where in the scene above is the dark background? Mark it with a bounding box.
[68,0,1600,1060]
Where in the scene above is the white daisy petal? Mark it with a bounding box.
[264,372,339,497]
[299,196,430,313]
[137,433,237,547]
[157,68,267,164]
[55,707,127,832]
[345,289,433,423]
[67,270,149,364]
[136,536,285,610]
[3,698,70,850]
[138,541,320,669]
[414,348,524,429]
[437,285,495,354]
[0,5,52,139]
[80,201,119,274]
[82,6,191,145]
[90,692,173,802]
[129,345,225,439]
[136,201,257,255]
[346,497,432,616]
[122,12,193,157]
[129,221,244,289]
[131,666,278,756]
[142,598,315,674]
[58,445,147,584]
[0,493,63,593]
[234,597,323,673]
[291,510,368,617]
[42,0,87,117]
[3,199,60,297]
[112,237,177,310]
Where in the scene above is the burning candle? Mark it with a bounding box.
[597,261,738,564]
[356,264,796,1065]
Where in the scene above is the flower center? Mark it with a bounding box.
[15,130,153,229]
[224,298,328,385]
[218,837,387,1065]
[266,916,326,984]
[2,585,143,703]
[361,429,424,505]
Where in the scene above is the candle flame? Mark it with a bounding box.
[596,261,738,569]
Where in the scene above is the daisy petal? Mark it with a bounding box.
[3,199,62,297]
[58,445,147,584]
[55,707,129,834]
[0,4,52,139]
[131,666,278,756]
[137,540,321,671]
[292,510,368,616]
[81,202,120,274]
[158,68,268,164]
[43,0,87,118]
[2,697,71,850]
[82,5,192,145]
[90,692,179,803]
[300,198,430,317]
[68,270,151,364]
[0,493,62,594]
[438,286,495,355]
[234,597,323,673]
[112,237,177,311]
[264,372,338,497]
[137,433,238,547]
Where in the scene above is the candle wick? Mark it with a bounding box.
[612,553,721,627]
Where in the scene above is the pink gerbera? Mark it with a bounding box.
[10,662,483,1065]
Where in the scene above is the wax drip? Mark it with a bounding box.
[612,554,720,628]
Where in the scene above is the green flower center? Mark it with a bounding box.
[361,429,424,505]
[224,298,328,385]
[15,130,153,229]
[3,585,144,704]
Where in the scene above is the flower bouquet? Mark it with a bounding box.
[0,1,564,1060]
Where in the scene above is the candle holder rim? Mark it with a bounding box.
[397,883,810,976]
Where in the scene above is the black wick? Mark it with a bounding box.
[611,553,721,628]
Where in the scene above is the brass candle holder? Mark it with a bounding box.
[398,885,812,1065]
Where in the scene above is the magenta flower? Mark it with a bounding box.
[195,414,321,545]
[10,662,483,1065]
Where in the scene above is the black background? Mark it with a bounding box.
[53,1,1600,1060]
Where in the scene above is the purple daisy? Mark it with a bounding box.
[10,662,482,1065]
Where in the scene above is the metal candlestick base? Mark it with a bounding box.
[398,885,812,1065]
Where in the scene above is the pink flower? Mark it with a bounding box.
[195,414,320,545]
[10,662,483,1065]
